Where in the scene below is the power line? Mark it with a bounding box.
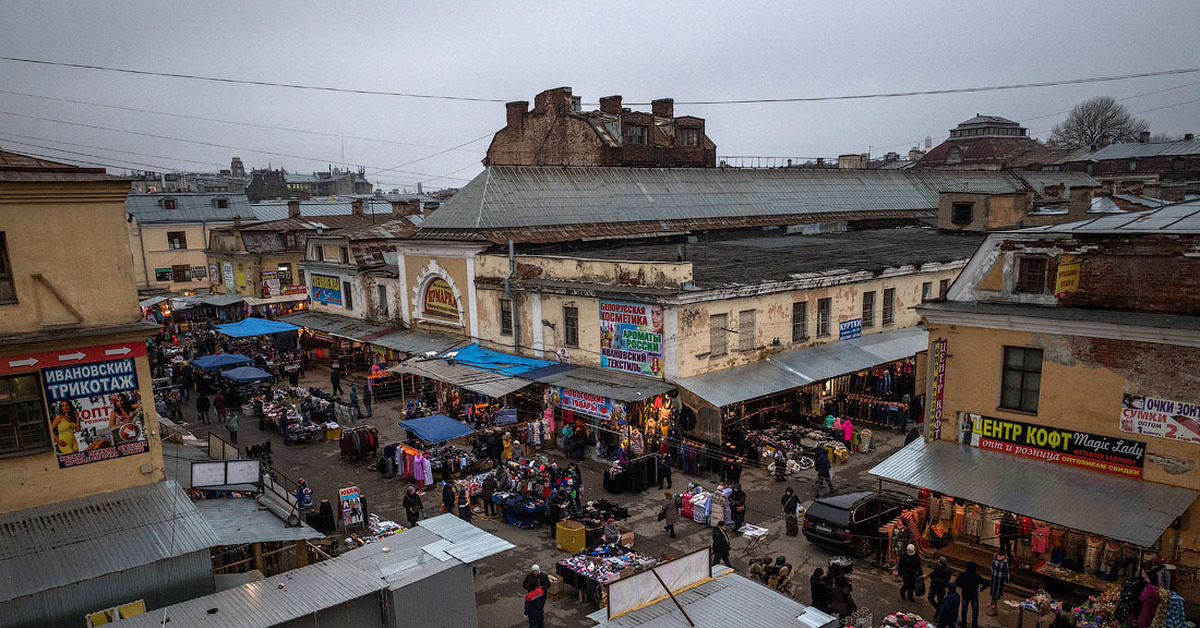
[371,133,493,177]
[4,55,1200,106]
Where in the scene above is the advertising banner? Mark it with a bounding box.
[928,338,947,442]
[1120,394,1200,444]
[599,300,664,378]
[223,262,235,293]
[548,386,614,421]
[310,274,343,305]
[208,265,220,286]
[43,358,150,468]
[839,318,862,341]
[964,413,1145,478]
[339,486,363,527]
[282,285,308,296]
[422,278,459,320]
[260,270,281,296]
[1055,261,1082,299]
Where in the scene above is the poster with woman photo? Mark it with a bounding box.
[43,358,150,468]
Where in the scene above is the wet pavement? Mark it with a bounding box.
[176,366,1011,628]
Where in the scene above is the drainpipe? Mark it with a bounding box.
[132,215,150,287]
[504,240,520,353]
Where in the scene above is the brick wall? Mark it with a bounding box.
[1069,336,1200,400]
[1058,235,1200,315]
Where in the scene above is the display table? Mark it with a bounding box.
[555,543,657,605]
[499,494,546,529]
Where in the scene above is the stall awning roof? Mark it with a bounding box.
[870,439,1199,548]
[523,365,674,402]
[390,358,531,398]
[372,329,462,355]
[191,352,253,371]
[193,499,325,545]
[282,310,395,341]
[397,414,475,443]
[139,296,168,307]
[446,344,557,376]
[243,294,308,306]
[676,327,928,408]
[221,365,274,383]
[216,316,301,337]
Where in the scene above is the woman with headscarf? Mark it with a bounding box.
[730,484,747,535]
[604,517,621,544]
[662,490,680,538]
[456,486,472,522]
[811,567,831,612]
[402,485,423,527]
[830,575,857,621]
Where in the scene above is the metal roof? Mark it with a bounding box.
[416,166,1025,243]
[1018,199,1200,234]
[371,329,462,355]
[281,311,459,354]
[390,358,532,398]
[343,514,513,590]
[1072,137,1200,161]
[125,193,253,224]
[870,439,1198,547]
[192,499,324,545]
[1014,171,1100,196]
[524,364,675,402]
[250,199,398,222]
[588,571,822,627]
[676,327,928,408]
[118,556,385,628]
[917,300,1200,333]
[0,480,219,604]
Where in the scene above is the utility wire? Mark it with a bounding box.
[3,55,1200,105]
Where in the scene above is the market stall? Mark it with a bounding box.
[389,413,479,486]
[259,387,343,444]
[191,353,253,371]
[555,542,657,605]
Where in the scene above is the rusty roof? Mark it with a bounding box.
[915,137,1040,169]
[0,148,121,182]
[237,214,383,231]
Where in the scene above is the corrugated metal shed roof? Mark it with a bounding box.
[870,439,1198,547]
[281,310,396,341]
[524,364,675,402]
[415,512,516,563]
[1014,171,1100,196]
[391,358,532,398]
[192,499,325,545]
[589,571,821,627]
[416,166,1024,243]
[371,329,462,355]
[677,327,928,408]
[1018,199,1200,234]
[125,193,253,223]
[118,556,385,628]
[343,514,513,590]
[250,199,397,222]
[1072,137,1200,161]
[0,480,219,604]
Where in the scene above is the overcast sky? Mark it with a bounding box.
[2,1,1198,192]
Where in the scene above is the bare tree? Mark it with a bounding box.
[1049,96,1150,148]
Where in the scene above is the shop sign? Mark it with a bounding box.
[153,268,173,282]
[223,262,235,293]
[310,274,343,305]
[422,278,459,320]
[839,318,862,341]
[282,285,308,296]
[549,386,613,420]
[928,338,947,442]
[1120,394,1200,445]
[261,270,281,296]
[1055,261,1081,299]
[209,264,220,286]
[43,358,150,468]
[964,413,1145,478]
[1,342,146,377]
[339,486,363,527]
[599,300,664,378]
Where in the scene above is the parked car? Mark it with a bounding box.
[802,490,916,558]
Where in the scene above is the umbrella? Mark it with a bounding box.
[191,353,253,371]
[221,366,274,384]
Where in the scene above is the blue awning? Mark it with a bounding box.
[215,317,301,338]
[444,344,557,376]
[191,353,253,371]
[221,366,274,384]
[397,414,475,444]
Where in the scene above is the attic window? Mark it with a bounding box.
[679,128,699,147]
[946,147,962,165]
[162,199,176,210]
[951,202,973,225]
[215,198,229,209]
[625,124,648,146]
[1128,159,1138,172]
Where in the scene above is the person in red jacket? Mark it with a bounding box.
[524,586,546,628]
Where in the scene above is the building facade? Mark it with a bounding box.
[125,192,253,294]
[917,115,1040,170]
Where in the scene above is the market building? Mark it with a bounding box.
[872,201,1200,606]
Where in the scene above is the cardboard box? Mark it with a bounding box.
[546,574,563,596]
[1001,605,1022,628]
[619,531,636,547]
[1022,607,1042,628]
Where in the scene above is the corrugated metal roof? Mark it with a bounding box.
[371,329,462,355]
[870,439,1198,547]
[414,513,515,563]
[280,310,396,341]
[390,358,532,398]
[1074,137,1200,161]
[589,571,819,627]
[125,193,253,223]
[525,364,675,402]
[1018,199,1200,234]
[118,556,385,628]
[917,300,1200,332]
[343,514,513,590]
[192,499,325,545]
[416,166,1025,243]
[250,199,397,222]
[0,480,219,603]
[676,327,928,408]
[1014,171,1100,196]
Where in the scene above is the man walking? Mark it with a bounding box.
[937,582,961,628]
[711,520,732,567]
[928,556,953,612]
[955,561,988,628]
[524,584,546,628]
[899,544,923,602]
[196,391,211,424]
[331,366,344,395]
[349,385,362,422]
[814,449,833,497]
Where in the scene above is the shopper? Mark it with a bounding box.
[955,561,988,628]
[402,485,423,528]
[928,556,953,612]
[456,486,472,522]
[657,454,673,489]
[899,544,924,602]
[937,583,961,628]
[814,450,833,497]
[512,438,524,462]
[441,481,456,514]
[196,391,211,424]
[523,565,551,592]
[730,484,747,535]
[810,567,831,612]
[781,487,801,536]
[990,550,1010,610]
[330,367,344,395]
[662,490,679,538]
[224,411,239,444]
[842,417,854,450]
[711,520,732,567]
[524,585,546,628]
[481,474,499,519]
[349,385,362,422]
[213,391,227,424]
[363,388,373,418]
[830,576,856,621]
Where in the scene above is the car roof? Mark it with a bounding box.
[814,491,876,509]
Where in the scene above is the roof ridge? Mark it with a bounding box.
[475,166,493,229]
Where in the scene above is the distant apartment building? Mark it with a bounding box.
[246,166,372,202]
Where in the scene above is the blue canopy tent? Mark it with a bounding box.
[221,366,274,384]
[191,353,253,371]
[397,414,475,444]
[215,317,301,338]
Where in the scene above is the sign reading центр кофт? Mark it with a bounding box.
[965,413,1145,478]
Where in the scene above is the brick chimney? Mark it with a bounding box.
[599,95,623,115]
[407,199,422,216]
[651,98,674,118]
[1186,133,1195,141]
[351,199,364,216]
[423,201,439,218]
[233,215,242,227]
[505,101,528,130]
[1099,134,1112,148]
[1139,131,1151,143]
[391,201,404,217]
[287,197,301,218]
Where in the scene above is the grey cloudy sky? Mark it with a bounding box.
[2,1,1199,192]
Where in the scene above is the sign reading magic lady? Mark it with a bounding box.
[599,300,664,379]
[963,413,1145,478]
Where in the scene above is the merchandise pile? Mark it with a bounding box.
[556,543,656,585]
[1073,590,1118,628]
[879,612,926,628]
[342,515,405,549]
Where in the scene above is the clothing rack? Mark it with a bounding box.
[340,425,379,461]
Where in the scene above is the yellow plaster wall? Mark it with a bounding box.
[405,254,473,333]
[130,222,227,292]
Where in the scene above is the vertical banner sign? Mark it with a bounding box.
[339,486,363,527]
[1055,261,1082,299]
[260,270,281,296]
[310,274,343,305]
[208,265,220,287]
[599,301,664,378]
[223,262,235,293]
[839,318,863,341]
[927,338,948,442]
[1120,394,1200,444]
[43,358,150,468]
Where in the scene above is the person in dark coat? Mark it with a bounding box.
[330,368,344,395]
[781,487,801,536]
[441,482,455,514]
[662,490,680,538]
[830,575,856,620]
[456,486,472,522]
[955,561,988,628]
[899,543,924,601]
[524,586,546,628]
[810,567,831,612]
[213,392,227,423]
[657,454,673,489]
[196,392,211,424]
[814,448,833,496]
[937,582,961,628]
[730,484,748,535]
[402,485,423,528]
[711,520,732,567]
[523,565,551,592]
[928,556,953,612]
[481,474,499,518]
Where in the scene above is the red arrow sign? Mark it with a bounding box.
[0,342,147,376]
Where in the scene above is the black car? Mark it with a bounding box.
[802,490,916,558]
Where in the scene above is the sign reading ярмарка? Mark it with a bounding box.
[44,358,150,468]
[964,413,1145,478]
